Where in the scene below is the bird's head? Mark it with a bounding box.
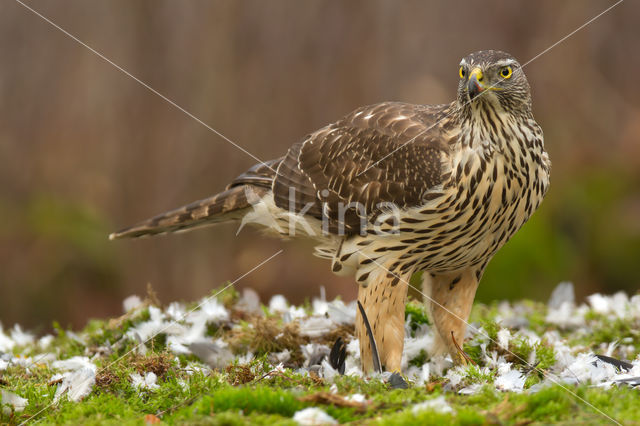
[457,50,531,114]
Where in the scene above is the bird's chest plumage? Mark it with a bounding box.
[411,115,549,272]
[342,114,549,281]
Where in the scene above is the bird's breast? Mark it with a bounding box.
[326,116,550,282]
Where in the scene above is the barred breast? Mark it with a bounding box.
[335,111,550,286]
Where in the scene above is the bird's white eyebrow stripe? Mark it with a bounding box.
[460,58,517,68]
[494,59,517,67]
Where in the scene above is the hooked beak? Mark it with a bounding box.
[467,67,484,100]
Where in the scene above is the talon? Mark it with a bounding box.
[451,330,476,365]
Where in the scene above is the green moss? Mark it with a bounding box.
[465,365,495,384]
[4,296,640,425]
[566,314,640,358]
[462,342,483,366]
[405,301,431,336]
[213,285,240,308]
[482,320,501,343]
[589,318,639,349]
[454,408,487,426]
[524,373,541,388]
[5,364,639,425]
[189,385,303,416]
[376,409,455,425]
[522,300,550,335]
[408,350,428,368]
[509,336,534,364]
[534,341,556,370]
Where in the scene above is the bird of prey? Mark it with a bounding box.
[111,50,550,373]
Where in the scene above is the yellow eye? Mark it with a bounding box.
[500,66,513,79]
[459,66,466,79]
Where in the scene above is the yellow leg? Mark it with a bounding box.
[356,274,408,373]
[422,269,479,363]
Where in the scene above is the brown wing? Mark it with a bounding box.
[227,158,283,189]
[111,102,457,239]
[272,102,457,234]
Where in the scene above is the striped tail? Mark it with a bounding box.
[109,185,267,240]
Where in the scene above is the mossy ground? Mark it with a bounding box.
[1,287,638,425]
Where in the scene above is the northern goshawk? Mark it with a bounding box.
[111,50,551,372]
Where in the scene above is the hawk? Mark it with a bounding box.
[111,50,550,373]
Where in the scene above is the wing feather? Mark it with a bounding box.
[111,102,458,239]
[273,102,457,234]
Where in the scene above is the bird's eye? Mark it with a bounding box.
[459,66,466,79]
[500,66,513,79]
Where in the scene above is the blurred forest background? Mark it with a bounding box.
[1,0,638,331]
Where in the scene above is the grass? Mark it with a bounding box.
[1,287,639,425]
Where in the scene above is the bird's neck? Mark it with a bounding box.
[455,100,532,160]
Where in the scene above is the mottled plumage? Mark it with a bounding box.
[111,50,550,372]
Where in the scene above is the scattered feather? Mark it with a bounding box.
[346,393,366,403]
[445,366,466,387]
[357,301,382,374]
[268,295,289,314]
[401,324,433,370]
[406,363,430,385]
[326,300,356,325]
[497,328,511,350]
[302,343,330,367]
[235,288,262,315]
[269,349,292,366]
[10,325,34,346]
[495,369,525,392]
[459,383,483,395]
[0,326,15,352]
[54,367,96,402]
[411,396,453,414]
[38,335,54,349]
[329,337,346,374]
[614,376,640,388]
[1,390,28,414]
[559,353,618,385]
[130,372,159,392]
[185,298,229,326]
[298,317,336,338]
[123,295,143,312]
[389,372,409,389]
[52,356,96,372]
[548,282,575,309]
[293,407,337,425]
[595,354,633,372]
[188,340,234,370]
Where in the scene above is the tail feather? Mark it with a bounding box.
[109,185,267,239]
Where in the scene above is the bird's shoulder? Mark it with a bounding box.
[271,101,459,233]
[336,101,457,140]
